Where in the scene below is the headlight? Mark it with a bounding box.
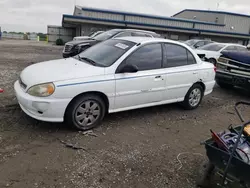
[27,83,55,97]
[217,57,228,64]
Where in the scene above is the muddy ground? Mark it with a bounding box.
[0,39,250,188]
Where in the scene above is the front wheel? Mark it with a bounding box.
[208,58,217,65]
[65,94,106,131]
[183,84,204,110]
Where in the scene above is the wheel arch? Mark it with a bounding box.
[193,81,206,93]
[64,91,110,120]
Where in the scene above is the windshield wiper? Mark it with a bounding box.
[80,57,97,66]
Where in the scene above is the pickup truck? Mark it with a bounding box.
[216,51,250,90]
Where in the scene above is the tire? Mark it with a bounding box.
[183,84,204,110]
[65,94,106,131]
[208,58,217,66]
[196,161,215,188]
[217,81,233,89]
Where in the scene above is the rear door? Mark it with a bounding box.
[162,43,199,101]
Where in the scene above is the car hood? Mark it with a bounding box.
[221,51,250,65]
[20,58,105,87]
[66,39,97,45]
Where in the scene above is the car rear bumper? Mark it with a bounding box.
[216,71,250,89]
[14,81,71,122]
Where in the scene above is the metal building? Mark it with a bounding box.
[56,6,250,44]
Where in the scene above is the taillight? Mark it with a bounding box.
[0,88,4,93]
[214,66,217,72]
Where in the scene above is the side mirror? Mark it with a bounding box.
[120,64,138,73]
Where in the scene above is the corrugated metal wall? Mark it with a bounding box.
[47,25,75,43]
[2,33,24,40]
[174,10,250,34]
[173,11,225,25]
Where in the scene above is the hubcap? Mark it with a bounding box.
[189,88,201,107]
[74,100,100,127]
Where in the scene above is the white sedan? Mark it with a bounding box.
[194,43,247,65]
[15,37,216,130]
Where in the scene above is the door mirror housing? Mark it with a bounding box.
[119,64,138,73]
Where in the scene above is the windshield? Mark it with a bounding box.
[78,39,135,67]
[199,43,226,51]
[185,40,198,46]
[93,30,121,41]
[89,31,102,38]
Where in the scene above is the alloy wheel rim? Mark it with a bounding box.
[189,88,201,107]
[74,100,100,127]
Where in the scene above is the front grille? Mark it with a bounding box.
[19,78,27,89]
[64,44,73,52]
[228,60,250,70]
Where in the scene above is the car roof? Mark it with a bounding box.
[221,43,245,47]
[109,28,157,35]
[114,36,177,44]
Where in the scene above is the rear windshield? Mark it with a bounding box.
[185,40,198,46]
[199,43,226,51]
[78,39,135,67]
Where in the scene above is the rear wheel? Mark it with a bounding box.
[196,161,215,188]
[183,84,204,110]
[65,94,106,131]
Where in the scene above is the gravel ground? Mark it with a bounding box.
[0,39,250,188]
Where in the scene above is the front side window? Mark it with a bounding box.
[195,41,205,48]
[122,43,162,71]
[199,43,226,51]
[78,39,135,67]
[164,44,196,68]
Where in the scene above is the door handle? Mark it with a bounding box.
[193,72,198,75]
[154,75,164,81]
[155,76,162,79]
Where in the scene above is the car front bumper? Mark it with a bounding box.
[14,81,71,122]
[216,71,250,89]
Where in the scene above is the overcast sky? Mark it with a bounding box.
[1,0,250,33]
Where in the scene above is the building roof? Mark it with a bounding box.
[78,6,224,26]
[173,9,250,19]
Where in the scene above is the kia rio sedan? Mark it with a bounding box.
[15,37,216,130]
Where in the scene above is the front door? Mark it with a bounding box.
[114,43,165,111]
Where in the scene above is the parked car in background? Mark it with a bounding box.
[16,37,215,130]
[216,51,250,90]
[194,43,247,65]
[184,39,214,49]
[73,31,104,41]
[62,29,161,58]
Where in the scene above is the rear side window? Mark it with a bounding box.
[164,44,196,68]
[236,46,247,51]
[114,32,132,38]
[224,46,237,51]
[131,32,152,38]
[123,43,162,71]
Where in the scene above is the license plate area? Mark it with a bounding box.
[232,77,246,85]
